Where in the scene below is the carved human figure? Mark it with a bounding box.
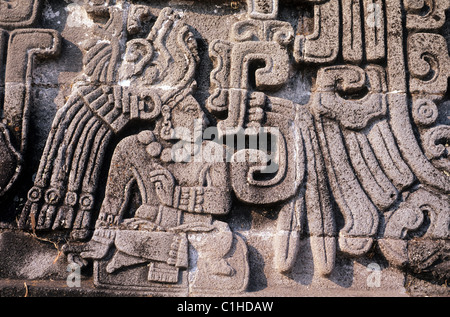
[76,98,248,288]
[62,7,249,293]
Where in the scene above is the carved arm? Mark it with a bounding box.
[151,163,232,215]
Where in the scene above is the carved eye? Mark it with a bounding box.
[184,104,198,114]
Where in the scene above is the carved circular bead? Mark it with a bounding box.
[65,191,78,207]
[412,99,438,127]
[161,105,171,115]
[80,193,94,210]
[44,188,61,205]
[137,130,155,145]
[27,187,42,203]
[160,148,173,163]
[146,142,162,157]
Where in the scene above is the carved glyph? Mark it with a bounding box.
[0,0,61,200]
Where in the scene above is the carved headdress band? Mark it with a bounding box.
[113,7,200,139]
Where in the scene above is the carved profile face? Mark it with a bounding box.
[170,94,209,143]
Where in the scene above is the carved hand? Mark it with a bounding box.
[150,169,176,206]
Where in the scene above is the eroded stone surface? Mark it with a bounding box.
[0,0,448,297]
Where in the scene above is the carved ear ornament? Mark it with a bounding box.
[122,39,155,77]
[160,104,174,140]
[158,82,197,140]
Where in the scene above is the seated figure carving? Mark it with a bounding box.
[63,7,249,293]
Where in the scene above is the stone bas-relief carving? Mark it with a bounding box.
[0,0,448,296]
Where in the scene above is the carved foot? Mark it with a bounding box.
[208,258,235,277]
[62,237,113,268]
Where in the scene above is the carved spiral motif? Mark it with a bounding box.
[412,98,438,126]
[79,193,94,210]
[27,187,42,203]
[423,125,450,159]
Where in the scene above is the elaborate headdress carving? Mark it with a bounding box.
[120,7,199,106]
[119,7,200,138]
[19,7,200,239]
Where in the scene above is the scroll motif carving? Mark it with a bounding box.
[422,126,450,173]
[385,0,449,195]
[0,0,61,200]
[311,64,387,130]
[408,32,450,98]
[294,0,339,64]
[412,99,439,127]
[379,188,449,272]
[206,0,301,209]
[0,0,41,29]
[401,0,450,212]
[404,0,450,31]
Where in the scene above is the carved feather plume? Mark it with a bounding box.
[19,6,199,241]
[119,7,199,104]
